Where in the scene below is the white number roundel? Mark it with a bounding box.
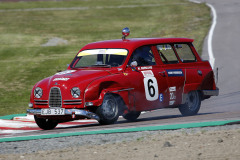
[143,77,159,101]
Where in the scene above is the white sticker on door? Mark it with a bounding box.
[141,70,154,77]
[143,76,159,101]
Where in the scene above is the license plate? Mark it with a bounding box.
[41,108,65,115]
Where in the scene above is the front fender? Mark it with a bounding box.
[84,74,134,108]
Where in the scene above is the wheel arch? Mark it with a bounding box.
[183,83,203,104]
[84,78,132,112]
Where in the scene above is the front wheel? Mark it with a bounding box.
[96,94,120,125]
[34,115,58,130]
[179,91,201,116]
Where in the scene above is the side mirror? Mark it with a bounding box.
[130,61,137,67]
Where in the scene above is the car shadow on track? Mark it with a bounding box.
[55,112,221,130]
[118,112,221,124]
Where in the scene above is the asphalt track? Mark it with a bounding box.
[1,0,240,140]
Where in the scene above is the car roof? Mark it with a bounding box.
[80,38,194,51]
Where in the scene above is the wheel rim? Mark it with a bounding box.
[102,98,117,119]
[186,91,199,111]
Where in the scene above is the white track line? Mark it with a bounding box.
[189,0,217,69]
[206,3,217,69]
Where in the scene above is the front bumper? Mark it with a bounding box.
[27,108,100,121]
[202,87,219,96]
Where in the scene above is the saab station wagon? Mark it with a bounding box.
[27,28,219,130]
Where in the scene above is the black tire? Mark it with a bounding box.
[34,115,58,130]
[179,90,201,116]
[123,111,141,122]
[96,94,120,125]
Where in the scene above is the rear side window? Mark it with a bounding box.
[156,44,179,64]
[174,44,196,63]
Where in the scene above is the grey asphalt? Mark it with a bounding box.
[200,0,240,116]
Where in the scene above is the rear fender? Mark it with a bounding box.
[199,71,217,90]
[183,83,200,94]
[182,71,217,103]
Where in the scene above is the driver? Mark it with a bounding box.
[130,46,154,66]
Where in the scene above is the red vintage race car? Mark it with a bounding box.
[27,28,219,130]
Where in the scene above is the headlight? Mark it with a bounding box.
[71,87,80,98]
[34,87,43,98]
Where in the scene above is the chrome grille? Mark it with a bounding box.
[49,87,62,107]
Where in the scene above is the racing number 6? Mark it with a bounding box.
[148,79,155,97]
[144,77,159,101]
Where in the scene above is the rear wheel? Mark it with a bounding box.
[96,94,120,125]
[34,115,58,130]
[123,111,141,122]
[179,91,201,116]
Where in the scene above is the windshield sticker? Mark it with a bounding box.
[166,69,183,77]
[141,70,154,77]
[55,70,76,75]
[53,78,70,81]
[77,49,128,57]
[157,45,172,50]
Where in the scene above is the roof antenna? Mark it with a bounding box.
[122,27,130,40]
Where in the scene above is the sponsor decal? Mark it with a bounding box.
[169,86,176,92]
[159,93,164,102]
[170,92,176,100]
[169,86,176,105]
[53,78,70,81]
[169,100,175,105]
[166,69,183,77]
[123,73,128,76]
[141,70,154,77]
[138,66,152,70]
[55,70,76,75]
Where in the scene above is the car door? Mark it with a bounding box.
[125,45,169,111]
[155,44,185,106]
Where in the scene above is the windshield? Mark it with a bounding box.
[72,49,128,68]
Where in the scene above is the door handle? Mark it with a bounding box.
[159,71,166,77]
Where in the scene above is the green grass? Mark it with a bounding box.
[0,0,211,116]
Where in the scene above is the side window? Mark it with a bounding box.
[129,46,156,66]
[174,44,196,63]
[156,44,179,64]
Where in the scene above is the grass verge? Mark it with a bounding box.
[0,0,211,115]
